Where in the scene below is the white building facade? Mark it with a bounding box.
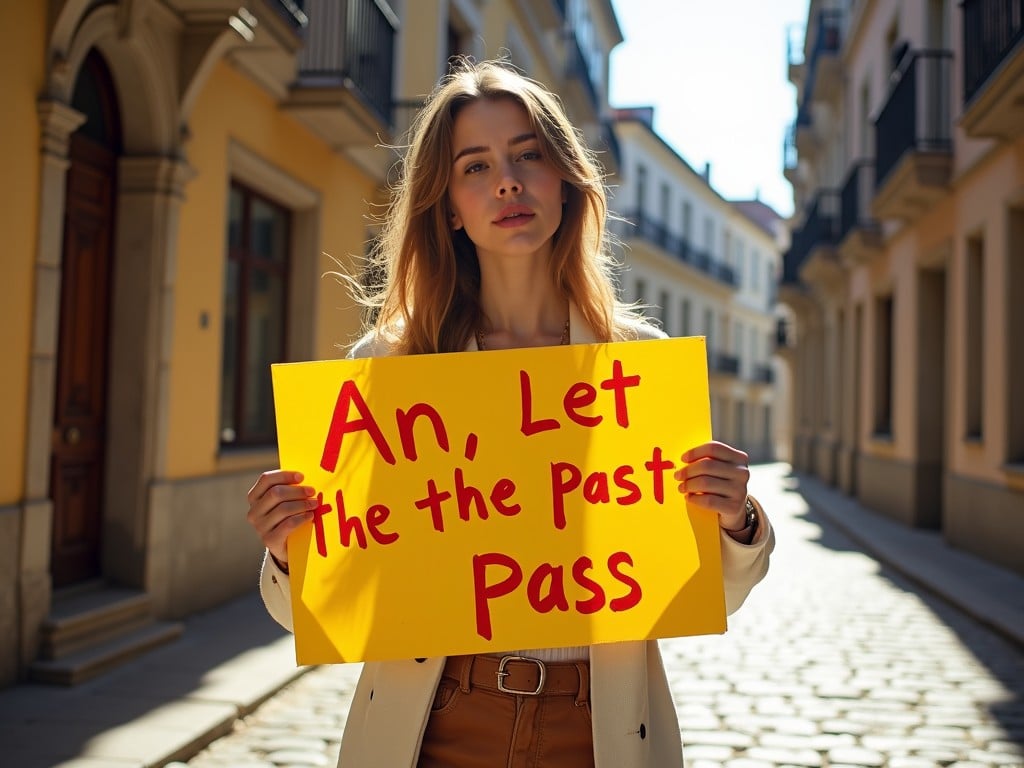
[610,109,786,462]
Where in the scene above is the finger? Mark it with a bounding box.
[678,473,744,500]
[247,470,304,504]
[250,492,318,533]
[264,510,313,554]
[675,459,750,486]
[680,441,748,466]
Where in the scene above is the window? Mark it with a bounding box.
[681,201,692,241]
[635,278,647,304]
[704,217,714,254]
[659,183,670,228]
[752,249,760,291]
[680,298,691,336]
[1010,209,1024,461]
[659,290,670,331]
[636,165,648,213]
[965,236,984,439]
[221,182,291,446]
[874,294,894,436]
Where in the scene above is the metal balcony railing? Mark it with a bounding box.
[963,0,1024,104]
[782,190,839,284]
[795,10,843,121]
[297,0,398,125]
[753,363,775,384]
[709,352,740,376]
[784,122,799,172]
[839,160,877,241]
[565,33,600,110]
[274,0,308,27]
[875,50,953,189]
[776,318,792,348]
[615,211,738,287]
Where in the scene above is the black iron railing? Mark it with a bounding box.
[298,0,398,125]
[776,318,792,347]
[839,160,877,241]
[784,122,798,172]
[794,10,843,126]
[781,248,802,285]
[565,33,600,110]
[709,352,740,375]
[782,190,839,284]
[963,0,1024,104]
[874,50,953,189]
[615,211,738,287]
[753,363,775,383]
[274,0,308,27]
[797,190,840,252]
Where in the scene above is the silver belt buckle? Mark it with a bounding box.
[496,655,546,695]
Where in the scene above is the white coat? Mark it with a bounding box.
[260,304,775,767]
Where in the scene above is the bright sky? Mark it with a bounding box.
[609,0,810,218]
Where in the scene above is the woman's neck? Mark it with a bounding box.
[477,255,568,350]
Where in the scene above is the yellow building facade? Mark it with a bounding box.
[782,0,1024,577]
[0,0,622,687]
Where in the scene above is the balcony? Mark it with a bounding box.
[752,363,776,385]
[783,122,799,183]
[961,0,1024,139]
[284,0,397,156]
[173,0,306,102]
[838,159,882,266]
[525,0,568,30]
[709,352,740,377]
[872,51,953,222]
[806,10,843,101]
[615,211,739,288]
[787,23,806,85]
[564,33,601,115]
[793,190,843,289]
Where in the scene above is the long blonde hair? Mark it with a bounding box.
[363,59,636,354]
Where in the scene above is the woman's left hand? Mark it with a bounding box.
[674,440,750,532]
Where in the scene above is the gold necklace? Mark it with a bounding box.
[476,319,570,351]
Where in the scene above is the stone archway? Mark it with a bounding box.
[20,2,187,669]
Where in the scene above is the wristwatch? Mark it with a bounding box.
[743,497,758,536]
[726,497,758,538]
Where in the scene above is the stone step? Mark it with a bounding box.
[30,620,184,686]
[38,584,156,660]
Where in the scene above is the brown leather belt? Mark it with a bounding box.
[443,654,588,697]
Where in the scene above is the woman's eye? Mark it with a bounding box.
[519,150,542,161]
[464,162,486,174]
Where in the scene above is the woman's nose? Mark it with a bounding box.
[497,170,522,196]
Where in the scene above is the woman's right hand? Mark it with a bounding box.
[246,470,317,568]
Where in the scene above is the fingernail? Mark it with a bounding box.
[293,472,304,483]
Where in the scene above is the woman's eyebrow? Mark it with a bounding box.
[452,133,538,163]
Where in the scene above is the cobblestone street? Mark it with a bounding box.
[176,464,1024,768]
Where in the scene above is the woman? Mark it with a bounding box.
[246,59,774,768]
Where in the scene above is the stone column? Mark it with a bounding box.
[12,99,87,678]
[103,155,194,600]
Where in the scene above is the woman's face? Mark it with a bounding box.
[447,97,566,265]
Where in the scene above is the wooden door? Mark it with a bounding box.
[50,52,119,588]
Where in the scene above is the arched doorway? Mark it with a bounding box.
[50,49,121,588]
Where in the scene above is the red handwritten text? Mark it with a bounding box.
[471,551,643,640]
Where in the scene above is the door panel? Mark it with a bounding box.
[50,134,115,588]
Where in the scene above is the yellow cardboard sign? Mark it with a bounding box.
[271,337,724,664]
